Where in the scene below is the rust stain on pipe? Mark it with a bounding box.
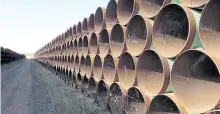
[148,93,187,114]
[139,0,171,18]
[95,7,106,33]
[117,52,137,89]
[180,0,208,9]
[136,49,170,96]
[106,0,118,30]
[98,29,110,57]
[199,0,220,59]
[126,15,152,57]
[117,0,139,25]
[152,4,196,58]
[171,49,220,113]
[110,24,126,58]
[103,54,118,86]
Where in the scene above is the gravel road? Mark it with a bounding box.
[1,59,111,114]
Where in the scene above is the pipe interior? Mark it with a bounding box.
[88,77,96,90]
[106,0,117,29]
[126,15,148,55]
[171,50,220,113]
[77,73,82,82]
[75,55,80,71]
[199,0,220,59]
[99,29,110,54]
[78,38,83,54]
[77,22,82,37]
[117,0,134,25]
[126,88,146,113]
[82,18,88,34]
[89,14,95,32]
[103,54,115,83]
[148,95,180,113]
[95,8,104,32]
[73,25,77,37]
[82,75,89,85]
[74,39,77,52]
[90,33,98,54]
[154,4,189,57]
[85,55,91,76]
[80,56,85,73]
[83,36,89,54]
[70,41,73,49]
[110,24,124,55]
[97,80,107,97]
[118,52,135,87]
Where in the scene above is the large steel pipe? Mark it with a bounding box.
[171,49,220,113]
[74,55,80,73]
[139,0,171,18]
[82,35,89,56]
[126,15,152,57]
[180,0,208,9]
[136,49,170,96]
[148,93,187,114]
[117,0,139,25]
[125,87,150,114]
[97,80,110,110]
[110,24,126,57]
[85,55,93,78]
[92,54,103,82]
[82,18,89,36]
[88,77,97,98]
[88,14,95,33]
[79,55,85,76]
[77,22,82,38]
[152,4,196,58]
[73,39,78,55]
[106,0,117,29]
[89,32,99,57]
[117,52,137,89]
[98,28,110,57]
[108,83,126,114]
[70,55,75,72]
[103,54,118,85]
[95,7,106,33]
[73,25,77,39]
[77,37,83,56]
[199,0,220,59]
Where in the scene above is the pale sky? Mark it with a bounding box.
[0,0,109,54]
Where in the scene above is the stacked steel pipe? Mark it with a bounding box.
[1,47,25,64]
[34,0,220,113]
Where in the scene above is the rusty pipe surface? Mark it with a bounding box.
[85,55,93,78]
[152,4,196,58]
[82,18,89,36]
[139,0,171,18]
[171,49,220,113]
[106,0,118,30]
[98,28,110,57]
[136,49,170,96]
[180,0,208,9]
[82,35,89,56]
[77,37,83,56]
[117,0,139,25]
[109,24,126,58]
[93,54,104,82]
[103,54,118,86]
[126,15,152,57]
[95,7,106,33]
[117,52,137,89]
[77,22,82,38]
[88,14,95,33]
[89,32,99,57]
[148,93,187,114]
[199,0,220,59]
[125,86,150,114]
[79,55,86,76]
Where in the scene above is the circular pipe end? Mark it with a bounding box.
[106,0,118,29]
[99,29,110,57]
[95,7,106,33]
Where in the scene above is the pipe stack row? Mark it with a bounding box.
[34,0,220,113]
[1,47,26,64]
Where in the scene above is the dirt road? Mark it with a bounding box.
[1,59,110,114]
